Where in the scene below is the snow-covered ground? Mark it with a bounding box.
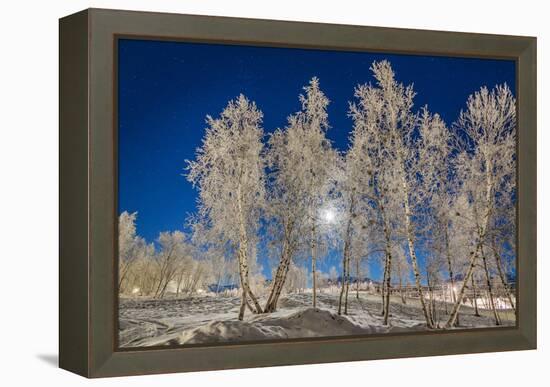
[118,292,515,347]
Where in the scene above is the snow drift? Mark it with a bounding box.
[175,307,424,345]
[119,293,514,347]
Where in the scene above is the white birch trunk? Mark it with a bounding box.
[491,237,516,311]
[311,223,317,309]
[480,245,501,325]
[236,186,263,319]
[445,158,494,327]
[400,173,434,328]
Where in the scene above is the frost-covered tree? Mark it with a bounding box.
[264,78,337,311]
[153,231,191,299]
[351,226,371,300]
[119,211,139,291]
[348,62,413,325]
[173,259,203,297]
[334,150,373,314]
[490,227,516,311]
[366,61,437,328]
[186,95,266,320]
[117,214,212,299]
[205,249,239,295]
[425,253,446,326]
[445,84,516,327]
[328,265,339,286]
[283,263,308,294]
[416,108,464,324]
[189,215,240,295]
[263,115,310,312]
[128,246,156,296]
[391,245,410,305]
[118,211,152,293]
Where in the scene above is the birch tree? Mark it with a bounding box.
[186,94,266,320]
[129,246,156,296]
[263,115,309,312]
[391,245,410,305]
[283,263,308,294]
[265,77,337,311]
[372,61,437,328]
[189,213,241,296]
[416,109,463,324]
[427,253,447,326]
[207,250,239,295]
[153,231,189,299]
[328,266,339,287]
[348,87,390,321]
[351,228,371,300]
[490,230,516,311]
[445,84,516,328]
[335,151,372,314]
[349,61,429,326]
[118,211,152,293]
[487,123,517,311]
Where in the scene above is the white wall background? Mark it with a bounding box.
[0,0,546,385]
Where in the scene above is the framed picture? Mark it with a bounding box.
[59,8,536,378]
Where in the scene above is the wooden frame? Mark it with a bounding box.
[59,8,537,378]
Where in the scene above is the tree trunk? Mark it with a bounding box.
[383,221,392,325]
[443,284,448,314]
[176,276,181,297]
[311,224,317,309]
[344,251,351,314]
[338,238,349,315]
[426,273,437,327]
[480,245,501,325]
[396,255,406,305]
[238,290,247,320]
[471,275,480,317]
[339,195,357,315]
[118,261,133,293]
[267,257,291,312]
[236,187,263,319]
[158,276,172,299]
[264,240,292,312]
[378,202,392,319]
[244,293,255,314]
[491,237,515,311]
[399,276,406,305]
[380,253,388,316]
[445,225,459,325]
[355,254,360,299]
[264,258,290,312]
[264,219,296,312]
[237,244,262,315]
[445,243,481,328]
[446,156,494,328]
[400,174,434,328]
[383,236,392,325]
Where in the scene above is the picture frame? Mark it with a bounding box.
[59,8,536,378]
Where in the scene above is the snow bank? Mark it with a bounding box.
[175,307,421,345]
[119,292,511,347]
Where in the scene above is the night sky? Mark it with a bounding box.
[118,38,515,280]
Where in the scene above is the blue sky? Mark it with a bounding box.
[118,38,515,281]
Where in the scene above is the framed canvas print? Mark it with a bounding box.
[59,8,537,378]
